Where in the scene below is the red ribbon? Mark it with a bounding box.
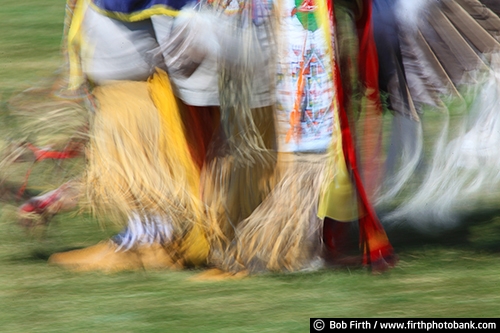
[26,143,80,162]
[331,0,397,271]
[17,142,82,200]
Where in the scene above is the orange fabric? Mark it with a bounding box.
[355,0,384,200]
[286,36,308,144]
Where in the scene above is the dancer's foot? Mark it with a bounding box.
[137,243,183,270]
[48,240,180,273]
[322,218,362,268]
[48,241,142,272]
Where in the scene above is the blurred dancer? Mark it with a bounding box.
[210,0,397,275]
[19,0,277,272]
[19,0,222,271]
[14,0,400,275]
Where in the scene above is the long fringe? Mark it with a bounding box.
[84,71,203,237]
[217,6,276,168]
[220,153,327,274]
[202,106,278,263]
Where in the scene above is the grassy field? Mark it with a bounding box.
[1,1,500,332]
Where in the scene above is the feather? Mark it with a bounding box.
[479,0,500,16]
[375,0,500,232]
[442,0,500,55]
[457,0,500,42]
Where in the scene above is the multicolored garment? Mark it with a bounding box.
[91,0,190,20]
[214,0,396,274]
[276,0,336,152]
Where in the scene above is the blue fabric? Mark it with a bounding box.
[372,0,411,113]
[112,228,133,247]
[92,0,195,14]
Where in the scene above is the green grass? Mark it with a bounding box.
[0,0,65,95]
[1,1,500,332]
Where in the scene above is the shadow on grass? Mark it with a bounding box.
[8,247,85,263]
[380,208,500,253]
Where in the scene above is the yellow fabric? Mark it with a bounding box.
[67,0,90,90]
[147,69,209,266]
[317,96,359,222]
[317,159,359,222]
[315,0,359,222]
[180,224,210,266]
[89,3,179,22]
[148,69,200,198]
